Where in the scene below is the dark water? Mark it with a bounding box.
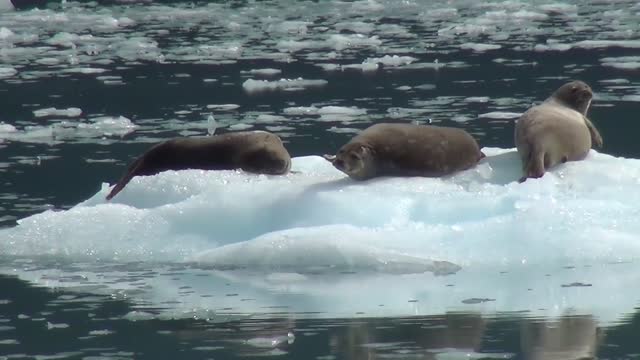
[1,0,640,358]
[2,273,640,359]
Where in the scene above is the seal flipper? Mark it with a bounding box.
[584,116,603,148]
[105,156,145,201]
[519,143,545,183]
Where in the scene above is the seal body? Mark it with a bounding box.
[515,80,603,182]
[106,131,291,200]
[324,123,484,180]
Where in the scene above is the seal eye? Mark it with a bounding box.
[349,154,359,161]
[571,86,578,93]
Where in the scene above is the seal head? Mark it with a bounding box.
[329,142,376,180]
[550,80,592,115]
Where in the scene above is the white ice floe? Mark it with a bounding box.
[0,66,17,78]
[206,104,241,111]
[460,43,502,52]
[33,107,82,118]
[242,78,328,93]
[2,149,640,322]
[478,111,522,119]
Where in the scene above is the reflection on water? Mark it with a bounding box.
[521,315,601,360]
[0,274,626,359]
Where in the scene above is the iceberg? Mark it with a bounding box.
[1,148,640,323]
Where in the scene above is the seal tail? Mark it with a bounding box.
[105,157,144,201]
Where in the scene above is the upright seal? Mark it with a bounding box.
[106,130,291,200]
[515,80,603,182]
[323,123,484,180]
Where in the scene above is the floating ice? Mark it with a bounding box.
[464,97,490,103]
[2,149,640,322]
[600,56,640,70]
[0,123,17,133]
[621,95,640,102]
[242,78,328,93]
[317,106,366,116]
[328,34,382,51]
[0,27,14,39]
[478,111,522,119]
[364,55,417,67]
[33,107,82,118]
[244,68,282,76]
[0,66,17,78]
[47,322,70,330]
[78,116,137,136]
[63,67,107,74]
[206,104,240,111]
[460,43,501,52]
[267,21,310,35]
[4,148,640,268]
[255,114,286,123]
[575,40,640,50]
[229,123,253,131]
[283,106,319,115]
[538,3,578,15]
[207,115,217,135]
[341,62,380,72]
[327,126,360,134]
[534,42,572,52]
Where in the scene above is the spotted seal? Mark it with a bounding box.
[515,80,603,182]
[323,123,484,180]
[106,131,291,200]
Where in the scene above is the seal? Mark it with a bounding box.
[515,80,603,183]
[323,123,485,180]
[105,130,291,200]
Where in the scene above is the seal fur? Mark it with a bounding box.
[324,123,484,180]
[515,80,603,182]
[106,131,291,200]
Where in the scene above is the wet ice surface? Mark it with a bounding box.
[3,149,640,327]
[0,1,639,356]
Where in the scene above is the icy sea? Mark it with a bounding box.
[1,0,640,358]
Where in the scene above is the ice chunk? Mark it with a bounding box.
[460,43,501,52]
[283,106,319,115]
[244,68,282,76]
[82,116,135,131]
[33,107,82,118]
[0,66,17,78]
[478,111,521,119]
[327,34,382,51]
[317,106,366,116]
[207,115,217,135]
[242,78,328,93]
[2,148,640,322]
[206,104,240,111]
[364,55,417,67]
[0,123,17,133]
[601,56,640,70]
[0,27,14,39]
[229,123,253,130]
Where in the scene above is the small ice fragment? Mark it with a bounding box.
[207,115,217,135]
[478,111,521,119]
[33,107,82,118]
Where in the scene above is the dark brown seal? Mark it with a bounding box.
[106,130,291,200]
[515,80,603,183]
[323,123,484,180]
